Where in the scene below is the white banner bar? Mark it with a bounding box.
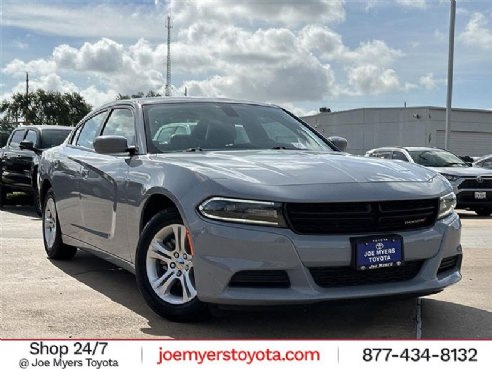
[1,340,491,369]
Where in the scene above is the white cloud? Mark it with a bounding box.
[347,65,400,95]
[396,0,426,9]
[419,73,439,90]
[2,59,56,77]
[2,3,165,39]
[460,12,492,51]
[79,86,118,107]
[171,0,345,26]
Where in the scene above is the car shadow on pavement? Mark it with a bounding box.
[421,298,492,338]
[49,250,425,338]
[0,204,40,218]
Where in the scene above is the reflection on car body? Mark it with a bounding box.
[39,98,462,321]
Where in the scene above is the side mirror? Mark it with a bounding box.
[19,140,35,151]
[329,136,348,152]
[94,136,130,155]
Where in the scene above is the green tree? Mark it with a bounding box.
[0,89,92,127]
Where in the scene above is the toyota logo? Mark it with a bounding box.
[375,242,384,250]
[477,176,484,183]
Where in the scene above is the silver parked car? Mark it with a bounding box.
[473,154,492,170]
[39,98,462,321]
[366,147,492,216]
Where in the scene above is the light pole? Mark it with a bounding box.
[444,0,456,150]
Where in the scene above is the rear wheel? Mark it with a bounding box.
[474,208,492,216]
[135,209,208,322]
[43,189,77,259]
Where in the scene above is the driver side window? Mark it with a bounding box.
[77,112,107,149]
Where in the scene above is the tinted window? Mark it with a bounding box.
[374,151,392,159]
[408,150,467,167]
[76,112,107,149]
[10,130,25,146]
[25,130,38,145]
[102,109,136,146]
[392,151,408,161]
[143,103,331,153]
[480,159,492,169]
[41,130,71,149]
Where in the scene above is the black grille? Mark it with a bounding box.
[458,178,492,190]
[229,270,290,288]
[438,255,461,274]
[285,199,439,234]
[309,261,423,288]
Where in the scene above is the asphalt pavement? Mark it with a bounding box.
[1,204,491,339]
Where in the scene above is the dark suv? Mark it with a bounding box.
[0,125,73,214]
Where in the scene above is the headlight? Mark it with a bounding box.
[198,197,287,227]
[441,173,459,182]
[438,192,456,219]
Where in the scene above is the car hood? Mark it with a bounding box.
[151,150,437,185]
[426,166,492,177]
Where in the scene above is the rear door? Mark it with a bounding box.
[78,107,136,260]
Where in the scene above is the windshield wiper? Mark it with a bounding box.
[443,162,466,167]
[270,146,304,150]
[185,147,203,152]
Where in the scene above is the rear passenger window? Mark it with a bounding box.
[76,112,107,149]
[392,151,408,161]
[9,130,26,147]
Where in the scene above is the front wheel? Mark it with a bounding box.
[43,189,77,259]
[475,208,492,216]
[135,209,208,322]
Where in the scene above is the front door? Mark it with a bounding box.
[78,107,136,261]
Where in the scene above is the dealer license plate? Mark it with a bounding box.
[475,192,486,200]
[352,235,404,271]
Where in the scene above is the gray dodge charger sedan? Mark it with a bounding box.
[38,97,462,321]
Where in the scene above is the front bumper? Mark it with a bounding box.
[450,178,492,209]
[191,213,462,305]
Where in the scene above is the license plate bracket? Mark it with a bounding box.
[351,234,404,271]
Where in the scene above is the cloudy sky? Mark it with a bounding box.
[1,0,491,116]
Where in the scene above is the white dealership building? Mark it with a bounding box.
[302,106,492,157]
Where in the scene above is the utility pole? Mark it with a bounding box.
[444,0,456,150]
[25,72,29,125]
[165,15,172,97]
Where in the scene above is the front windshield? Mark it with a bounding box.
[408,150,467,167]
[40,129,71,149]
[143,102,333,153]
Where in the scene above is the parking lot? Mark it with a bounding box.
[1,202,491,339]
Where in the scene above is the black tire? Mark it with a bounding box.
[135,209,208,322]
[42,188,77,260]
[0,184,6,207]
[475,208,492,216]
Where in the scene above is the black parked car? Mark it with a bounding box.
[0,125,73,214]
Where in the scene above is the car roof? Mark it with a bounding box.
[14,125,73,131]
[403,147,443,152]
[98,96,278,110]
